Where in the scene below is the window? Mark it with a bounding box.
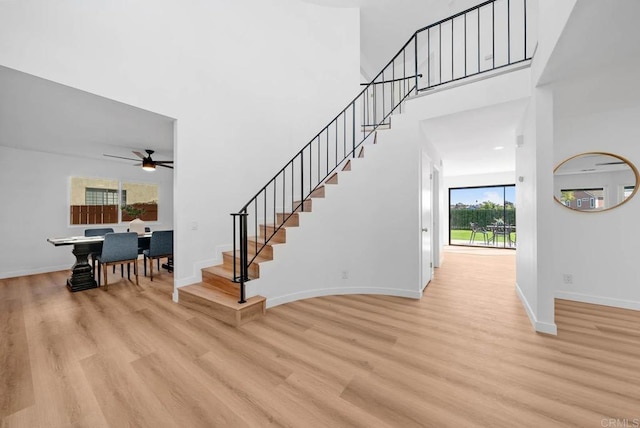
[449,184,516,249]
[560,188,604,211]
[121,182,158,222]
[85,188,119,205]
[70,177,158,225]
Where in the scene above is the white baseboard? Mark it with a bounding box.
[265,287,422,309]
[515,283,557,335]
[555,291,640,311]
[0,264,71,280]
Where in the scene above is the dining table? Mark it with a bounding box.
[486,224,516,246]
[47,233,152,292]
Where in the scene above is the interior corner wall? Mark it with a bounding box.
[0,0,360,288]
[0,145,174,279]
[551,67,640,310]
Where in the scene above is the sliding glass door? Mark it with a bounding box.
[449,184,516,249]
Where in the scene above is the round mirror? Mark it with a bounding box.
[554,152,639,212]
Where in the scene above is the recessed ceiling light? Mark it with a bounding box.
[493,146,504,150]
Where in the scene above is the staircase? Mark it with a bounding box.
[178,0,532,326]
[177,152,360,326]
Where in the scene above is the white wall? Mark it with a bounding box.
[532,0,577,85]
[515,86,556,334]
[0,0,360,289]
[444,171,516,190]
[551,67,640,310]
[252,114,432,306]
[407,66,531,120]
[0,145,174,278]
[514,0,640,334]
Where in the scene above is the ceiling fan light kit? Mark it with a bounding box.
[142,158,156,171]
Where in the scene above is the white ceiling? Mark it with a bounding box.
[0,65,174,164]
[538,0,640,86]
[421,99,528,177]
[0,0,524,177]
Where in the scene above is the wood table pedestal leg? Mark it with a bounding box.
[66,243,98,292]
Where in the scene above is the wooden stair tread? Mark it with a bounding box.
[258,224,286,243]
[202,264,257,282]
[325,173,338,184]
[179,283,267,326]
[202,264,234,279]
[223,250,272,263]
[244,239,274,258]
[310,186,325,198]
[248,236,280,245]
[276,212,296,218]
[179,283,265,310]
[276,212,299,227]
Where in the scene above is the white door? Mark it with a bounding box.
[432,168,440,268]
[421,151,432,289]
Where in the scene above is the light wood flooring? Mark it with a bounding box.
[1,251,639,427]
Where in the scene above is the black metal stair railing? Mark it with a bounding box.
[231,0,532,303]
[415,0,532,92]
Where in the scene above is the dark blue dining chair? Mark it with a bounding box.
[96,232,139,289]
[143,230,173,281]
[128,227,151,254]
[85,227,114,279]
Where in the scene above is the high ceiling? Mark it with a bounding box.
[303,0,520,176]
[0,65,174,163]
[0,0,521,176]
[301,0,482,79]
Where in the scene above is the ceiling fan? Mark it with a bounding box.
[103,149,173,171]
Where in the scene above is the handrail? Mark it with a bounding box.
[231,0,533,303]
[360,74,423,86]
[414,0,531,92]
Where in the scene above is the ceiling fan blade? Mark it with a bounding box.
[157,164,174,169]
[595,161,626,166]
[104,154,140,161]
[154,160,174,164]
[132,151,146,159]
